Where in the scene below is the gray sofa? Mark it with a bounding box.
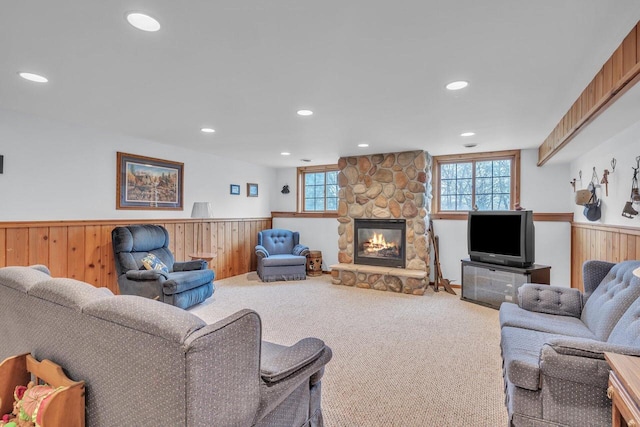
[255,229,310,282]
[499,259,640,426]
[0,265,332,427]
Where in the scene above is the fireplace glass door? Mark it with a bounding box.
[354,219,406,268]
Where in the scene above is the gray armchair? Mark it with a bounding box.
[499,260,640,426]
[112,224,214,309]
[255,229,309,282]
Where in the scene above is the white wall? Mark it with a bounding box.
[0,109,276,221]
[434,149,573,287]
[571,119,640,227]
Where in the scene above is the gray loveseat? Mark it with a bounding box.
[499,259,640,426]
[0,265,332,426]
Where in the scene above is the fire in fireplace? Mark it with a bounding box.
[354,219,406,268]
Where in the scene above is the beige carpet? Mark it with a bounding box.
[189,273,508,427]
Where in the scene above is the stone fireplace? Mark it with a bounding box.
[331,150,432,295]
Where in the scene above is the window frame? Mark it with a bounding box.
[297,164,339,213]
[432,150,521,219]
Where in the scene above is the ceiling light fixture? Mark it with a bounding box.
[297,110,313,116]
[460,132,475,137]
[201,128,215,133]
[281,152,291,156]
[446,80,469,90]
[18,72,48,83]
[358,143,369,148]
[126,12,161,32]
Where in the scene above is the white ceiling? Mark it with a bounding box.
[2,1,640,168]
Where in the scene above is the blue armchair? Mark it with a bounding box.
[255,229,310,282]
[112,224,214,309]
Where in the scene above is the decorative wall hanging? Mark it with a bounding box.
[281,184,290,194]
[247,183,259,197]
[116,152,183,210]
[230,184,240,195]
[622,156,640,219]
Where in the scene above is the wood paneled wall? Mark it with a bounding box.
[571,222,640,291]
[0,218,272,294]
[539,21,640,165]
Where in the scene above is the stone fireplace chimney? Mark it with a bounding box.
[333,150,432,294]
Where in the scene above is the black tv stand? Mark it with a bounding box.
[461,259,551,309]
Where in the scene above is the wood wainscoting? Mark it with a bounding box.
[0,218,272,294]
[571,222,640,291]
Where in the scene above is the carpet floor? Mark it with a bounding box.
[189,273,508,427]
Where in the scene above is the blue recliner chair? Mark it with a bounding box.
[112,224,214,309]
[255,229,310,282]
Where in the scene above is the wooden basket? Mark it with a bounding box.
[0,353,85,427]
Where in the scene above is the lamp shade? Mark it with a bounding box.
[634,266,640,279]
[191,202,213,218]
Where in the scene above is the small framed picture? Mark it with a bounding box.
[247,183,259,197]
[230,184,240,195]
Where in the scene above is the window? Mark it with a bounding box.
[297,165,339,212]
[433,150,520,218]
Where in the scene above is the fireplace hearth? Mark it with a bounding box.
[354,219,406,268]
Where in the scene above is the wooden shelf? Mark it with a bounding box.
[0,353,85,427]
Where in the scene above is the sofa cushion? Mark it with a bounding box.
[0,266,51,293]
[501,326,566,391]
[259,230,297,255]
[29,278,113,310]
[83,295,205,343]
[607,277,640,347]
[499,303,596,339]
[581,260,640,341]
[261,254,307,267]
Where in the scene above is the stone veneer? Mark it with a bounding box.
[331,150,432,295]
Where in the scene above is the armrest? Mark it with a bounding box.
[261,338,326,383]
[255,245,269,258]
[125,269,168,280]
[540,337,640,388]
[184,310,262,426]
[518,284,582,318]
[173,260,207,271]
[292,244,310,257]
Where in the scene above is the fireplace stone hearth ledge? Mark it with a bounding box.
[332,150,432,295]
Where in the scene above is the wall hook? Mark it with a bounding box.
[579,170,582,182]
[570,178,576,192]
[611,158,617,172]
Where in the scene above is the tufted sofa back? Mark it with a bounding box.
[112,225,175,275]
[258,229,299,255]
[581,260,640,341]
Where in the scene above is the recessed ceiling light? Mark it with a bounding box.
[201,128,215,133]
[281,152,291,156]
[446,80,468,90]
[461,132,475,137]
[358,143,369,148]
[18,72,48,83]
[126,12,161,32]
[464,143,478,148]
[297,110,313,116]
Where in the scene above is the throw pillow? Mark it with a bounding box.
[141,253,169,273]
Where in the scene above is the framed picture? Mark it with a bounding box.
[230,184,240,195]
[247,183,259,197]
[116,152,183,210]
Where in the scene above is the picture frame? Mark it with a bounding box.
[116,152,183,210]
[247,183,259,197]
[230,184,240,195]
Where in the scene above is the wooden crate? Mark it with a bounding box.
[0,353,85,427]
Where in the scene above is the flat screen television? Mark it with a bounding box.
[467,210,535,268]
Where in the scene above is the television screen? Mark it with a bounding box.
[467,210,534,267]
[469,214,521,256]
